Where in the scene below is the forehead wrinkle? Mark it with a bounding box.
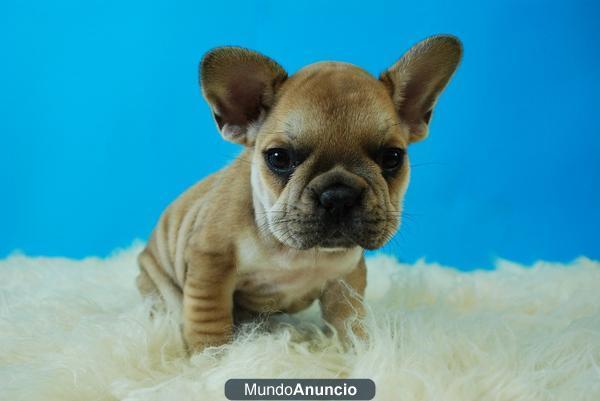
[258,112,301,147]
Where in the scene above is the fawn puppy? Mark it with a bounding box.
[137,35,462,352]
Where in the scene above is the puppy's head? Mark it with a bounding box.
[200,36,462,250]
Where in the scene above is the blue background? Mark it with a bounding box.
[1,0,598,269]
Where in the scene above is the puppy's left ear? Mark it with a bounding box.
[200,47,287,146]
[380,35,462,143]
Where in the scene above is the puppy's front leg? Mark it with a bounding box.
[319,257,367,345]
[183,246,236,353]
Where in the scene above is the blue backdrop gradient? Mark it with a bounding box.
[1,0,598,269]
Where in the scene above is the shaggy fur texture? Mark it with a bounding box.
[1,244,599,401]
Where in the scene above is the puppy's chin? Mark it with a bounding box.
[315,235,357,250]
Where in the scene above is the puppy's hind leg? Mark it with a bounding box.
[137,249,183,318]
[136,267,165,317]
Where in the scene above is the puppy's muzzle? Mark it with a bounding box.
[312,182,367,248]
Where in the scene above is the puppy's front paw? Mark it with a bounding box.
[328,318,369,349]
[181,246,236,354]
[347,320,368,343]
[183,327,232,354]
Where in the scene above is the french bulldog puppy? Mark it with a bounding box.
[137,35,462,352]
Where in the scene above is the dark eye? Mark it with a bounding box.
[379,148,405,171]
[265,148,294,174]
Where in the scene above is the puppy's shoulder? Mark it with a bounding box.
[185,150,255,252]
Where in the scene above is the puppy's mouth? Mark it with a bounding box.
[268,210,396,251]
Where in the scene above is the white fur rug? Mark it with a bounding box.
[1,244,599,401]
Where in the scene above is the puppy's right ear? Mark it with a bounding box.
[200,47,287,146]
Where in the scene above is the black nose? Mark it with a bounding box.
[318,184,361,214]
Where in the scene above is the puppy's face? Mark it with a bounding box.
[201,36,462,250]
[252,64,408,249]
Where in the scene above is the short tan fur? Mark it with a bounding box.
[137,35,462,352]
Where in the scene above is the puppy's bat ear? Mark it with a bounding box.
[380,35,462,143]
[200,47,287,146]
